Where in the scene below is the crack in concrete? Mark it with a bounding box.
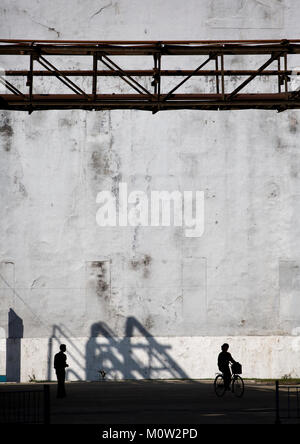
[90,1,113,19]
[26,12,60,37]
[32,20,60,38]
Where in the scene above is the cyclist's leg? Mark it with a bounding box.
[223,367,231,390]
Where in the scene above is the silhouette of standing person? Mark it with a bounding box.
[218,343,236,391]
[54,344,69,398]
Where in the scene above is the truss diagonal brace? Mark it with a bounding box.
[100,55,155,98]
[37,55,90,98]
[0,75,24,97]
[227,52,285,100]
[162,56,212,102]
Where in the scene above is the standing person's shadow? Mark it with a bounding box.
[6,309,23,382]
[85,316,188,380]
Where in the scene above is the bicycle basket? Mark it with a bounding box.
[232,362,242,374]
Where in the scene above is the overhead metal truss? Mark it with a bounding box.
[1,39,300,112]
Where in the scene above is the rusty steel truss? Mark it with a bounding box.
[1,39,300,113]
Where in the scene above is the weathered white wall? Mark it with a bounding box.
[2,335,300,382]
[1,0,300,381]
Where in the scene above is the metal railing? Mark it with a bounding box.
[275,380,300,424]
[0,384,50,424]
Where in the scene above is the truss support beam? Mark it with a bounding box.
[1,40,300,112]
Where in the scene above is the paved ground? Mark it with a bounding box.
[0,380,299,424]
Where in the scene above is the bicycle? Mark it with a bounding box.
[214,364,244,398]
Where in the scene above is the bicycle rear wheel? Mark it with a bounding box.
[214,374,226,397]
[232,375,244,398]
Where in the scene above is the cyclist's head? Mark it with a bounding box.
[221,343,229,351]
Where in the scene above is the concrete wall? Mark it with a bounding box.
[1,335,298,382]
[1,0,300,381]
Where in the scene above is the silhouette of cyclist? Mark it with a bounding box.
[218,343,236,391]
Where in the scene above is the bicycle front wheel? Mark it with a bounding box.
[232,375,244,398]
[214,374,226,397]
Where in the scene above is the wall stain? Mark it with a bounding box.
[144,315,154,331]
[0,114,13,152]
[58,117,74,128]
[91,151,104,177]
[89,261,110,297]
[276,136,286,151]
[89,112,122,200]
[289,115,299,134]
[18,182,28,198]
[266,182,280,200]
[130,254,152,278]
